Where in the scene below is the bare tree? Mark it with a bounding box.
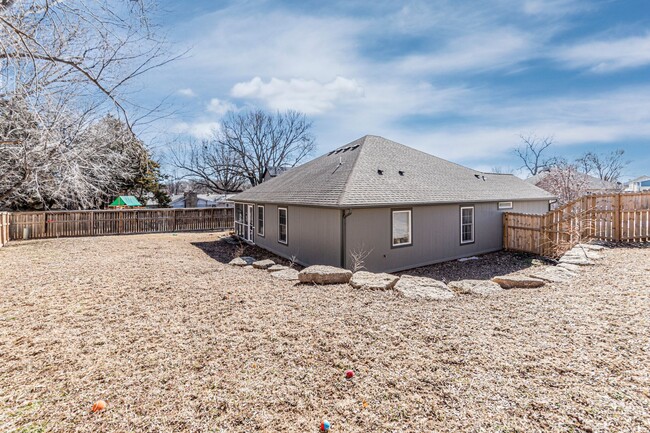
[576,149,628,182]
[169,138,245,193]
[515,134,556,176]
[217,110,315,186]
[171,110,316,190]
[0,0,177,208]
[537,159,591,207]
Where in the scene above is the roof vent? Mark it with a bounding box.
[398,170,405,176]
[377,169,384,175]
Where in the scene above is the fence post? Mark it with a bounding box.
[614,193,621,242]
[503,213,508,251]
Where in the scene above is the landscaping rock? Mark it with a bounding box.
[298,265,353,284]
[448,279,503,296]
[492,274,545,289]
[576,243,607,251]
[267,264,288,273]
[229,256,256,266]
[349,271,399,290]
[559,255,595,266]
[564,247,603,260]
[557,262,581,272]
[527,266,576,283]
[394,275,455,300]
[271,268,300,281]
[252,259,275,269]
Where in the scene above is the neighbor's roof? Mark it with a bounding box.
[526,169,621,191]
[233,135,554,208]
[110,195,142,207]
[628,175,650,183]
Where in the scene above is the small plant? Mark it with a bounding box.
[288,255,297,269]
[349,243,373,272]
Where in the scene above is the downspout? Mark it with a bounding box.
[341,209,352,268]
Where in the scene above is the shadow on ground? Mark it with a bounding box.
[397,251,547,282]
[192,235,297,267]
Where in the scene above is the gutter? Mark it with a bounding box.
[340,209,352,268]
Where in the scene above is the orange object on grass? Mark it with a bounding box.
[91,400,107,412]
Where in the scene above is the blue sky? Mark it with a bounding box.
[137,0,650,179]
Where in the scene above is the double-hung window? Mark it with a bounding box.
[460,206,474,244]
[278,207,288,244]
[257,205,265,236]
[392,209,412,247]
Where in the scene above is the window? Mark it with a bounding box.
[278,207,288,244]
[234,203,254,242]
[257,205,265,236]
[460,206,474,244]
[498,201,513,210]
[392,209,412,247]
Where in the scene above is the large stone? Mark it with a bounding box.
[565,247,603,260]
[298,265,353,285]
[448,279,504,296]
[350,271,399,290]
[527,266,575,283]
[267,264,288,273]
[558,255,595,266]
[394,275,455,300]
[557,262,581,272]
[252,259,275,269]
[229,256,256,266]
[271,268,300,281]
[576,243,606,251]
[492,274,545,289]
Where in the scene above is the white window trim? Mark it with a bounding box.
[278,207,288,245]
[498,201,513,210]
[257,205,265,237]
[391,209,412,247]
[460,206,475,244]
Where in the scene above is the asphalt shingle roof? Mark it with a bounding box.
[234,135,554,207]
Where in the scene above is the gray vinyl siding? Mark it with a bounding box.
[344,200,549,273]
[248,204,341,267]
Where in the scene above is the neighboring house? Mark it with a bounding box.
[262,166,290,182]
[233,135,554,273]
[167,192,235,209]
[526,169,622,195]
[625,176,650,192]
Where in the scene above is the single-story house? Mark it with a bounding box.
[625,175,650,192]
[233,135,554,273]
[169,192,235,209]
[526,169,622,195]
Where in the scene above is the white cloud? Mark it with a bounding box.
[521,0,587,16]
[231,76,364,114]
[177,88,197,97]
[206,98,236,116]
[171,121,219,139]
[555,33,650,72]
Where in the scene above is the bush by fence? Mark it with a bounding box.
[6,208,234,241]
[504,192,650,257]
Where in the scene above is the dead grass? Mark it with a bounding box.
[0,232,649,432]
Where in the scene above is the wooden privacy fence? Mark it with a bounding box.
[7,207,234,241]
[504,192,650,257]
[0,212,9,247]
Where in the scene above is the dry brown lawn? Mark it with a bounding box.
[0,232,649,433]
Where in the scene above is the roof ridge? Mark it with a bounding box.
[337,135,369,206]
